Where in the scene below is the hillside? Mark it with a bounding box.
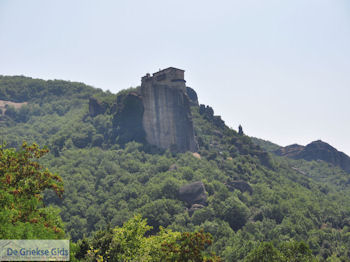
[275,140,350,173]
[1,74,350,261]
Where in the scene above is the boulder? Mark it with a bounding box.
[179,181,207,206]
[192,152,201,159]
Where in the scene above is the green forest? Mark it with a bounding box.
[1,75,350,261]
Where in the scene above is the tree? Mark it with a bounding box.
[78,215,221,261]
[245,241,317,262]
[161,229,221,262]
[0,142,65,239]
[244,242,282,262]
[217,195,250,231]
[279,241,316,262]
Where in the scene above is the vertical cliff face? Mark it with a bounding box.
[140,68,197,152]
[112,92,145,145]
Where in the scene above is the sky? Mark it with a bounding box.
[1,0,349,155]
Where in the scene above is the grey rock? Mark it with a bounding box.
[140,67,198,152]
[186,86,199,106]
[112,92,145,145]
[179,181,207,206]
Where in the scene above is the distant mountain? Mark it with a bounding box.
[275,140,350,173]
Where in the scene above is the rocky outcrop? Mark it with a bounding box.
[186,87,199,106]
[199,104,225,129]
[112,92,145,145]
[276,140,350,173]
[110,67,198,152]
[140,68,198,152]
[275,144,304,158]
[89,98,108,117]
[179,181,207,207]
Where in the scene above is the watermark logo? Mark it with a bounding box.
[0,240,69,261]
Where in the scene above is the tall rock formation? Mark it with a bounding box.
[112,92,145,145]
[140,67,197,152]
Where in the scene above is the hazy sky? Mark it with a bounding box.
[1,0,349,155]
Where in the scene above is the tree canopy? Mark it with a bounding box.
[0,142,64,239]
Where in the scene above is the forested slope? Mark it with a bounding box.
[1,75,350,261]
